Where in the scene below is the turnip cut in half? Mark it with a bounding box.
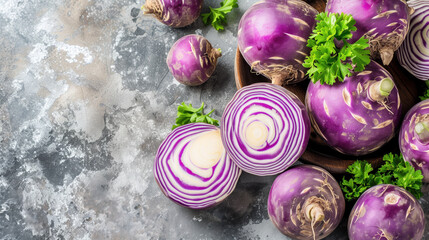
[221,83,310,176]
[154,123,241,209]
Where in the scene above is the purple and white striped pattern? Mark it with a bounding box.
[221,83,310,176]
[154,123,241,209]
[397,0,429,81]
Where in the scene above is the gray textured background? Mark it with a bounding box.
[0,0,428,239]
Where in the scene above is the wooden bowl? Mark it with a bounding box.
[234,44,423,174]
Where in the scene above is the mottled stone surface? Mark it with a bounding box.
[0,0,428,239]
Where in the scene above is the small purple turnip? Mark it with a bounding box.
[348,184,425,240]
[306,60,401,156]
[268,165,345,240]
[326,0,413,65]
[237,0,318,85]
[142,0,203,28]
[166,34,221,86]
[399,99,429,182]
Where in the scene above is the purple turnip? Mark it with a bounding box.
[154,123,241,209]
[166,34,221,86]
[348,184,425,240]
[142,0,203,28]
[397,0,429,81]
[237,0,318,85]
[268,165,345,240]
[306,60,401,156]
[221,83,310,176]
[399,99,429,182]
[326,0,413,65]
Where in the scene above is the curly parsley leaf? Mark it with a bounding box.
[172,102,219,130]
[303,12,370,85]
[341,160,374,200]
[201,0,238,31]
[419,88,429,101]
[341,153,423,201]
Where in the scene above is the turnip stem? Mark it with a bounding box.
[415,121,429,145]
[425,81,429,88]
[369,78,394,102]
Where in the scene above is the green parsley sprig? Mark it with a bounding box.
[303,12,371,85]
[419,89,429,101]
[172,102,219,130]
[341,153,423,201]
[201,0,238,31]
[419,81,429,100]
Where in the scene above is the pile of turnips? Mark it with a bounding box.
[148,0,429,239]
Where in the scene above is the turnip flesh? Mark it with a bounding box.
[221,83,310,176]
[397,0,429,81]
[154,123,241,209]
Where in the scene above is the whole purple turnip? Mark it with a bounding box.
[348,184,425,240]
[399,99,429,182]
[306,60,401,156]
[166,34,221,86]
[142,0,203,28]
[326,0,413,65]
[268,165,345,240]
[237,0,318,85]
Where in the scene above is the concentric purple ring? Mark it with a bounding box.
[221,83,310,176]
[154,123,241,209]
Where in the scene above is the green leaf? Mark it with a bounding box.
[201,0,238,31]
[172,102,219,130]
[340,153,424,201]
[303,12,370,85]
[419,89,429,101]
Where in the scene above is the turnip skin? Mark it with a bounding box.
[268,165,345,240]
[348,184,425,240]
[237,0,318,85]
[399,99,429,182]
[326,0,412,65]
[166,34,221,86]
[306,60,401,156]
[142,0,203,28]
